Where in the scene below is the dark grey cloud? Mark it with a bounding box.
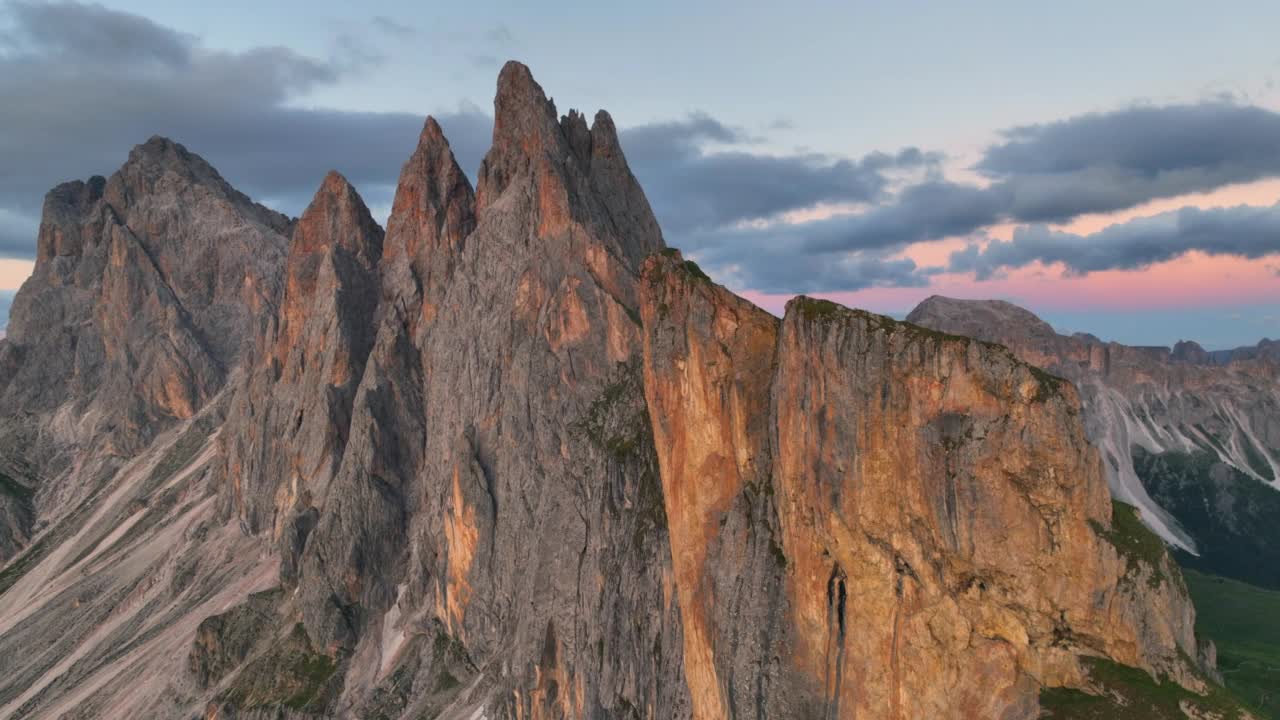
[620,113,938,236]
[801,102,1280,258]
[6,0,194,66]
[0,1,489,259]
[980,102,1280,182]
[799,181,1006,253]
[949,202,1280,278]
[981,102,1280,223]
[677,213,940,294]
[0,210,34,258]
[0,0,934,287]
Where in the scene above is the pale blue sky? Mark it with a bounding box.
[104,0,1280,158]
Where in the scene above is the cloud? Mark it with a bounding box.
[677,214,940,294]
[0,208,37,259]
[0,0,935,282]
[801,101,1280,258]
[675,101,1280,291]
[620,113,939,236]
[5,0,195,66]
[0,1,485,259]
[798,181,1006,253]
[949,201,1280,277]
[4,4,1277,297]
[979,102,1280,223]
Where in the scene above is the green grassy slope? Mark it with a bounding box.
[1184,568,1280,717]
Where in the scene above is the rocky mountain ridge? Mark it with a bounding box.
[0,62,1255,719]
[908,296,1280,590]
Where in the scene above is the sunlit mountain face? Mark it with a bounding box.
[0,3,1277,719]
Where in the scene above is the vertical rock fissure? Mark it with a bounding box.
[824,563,849,720]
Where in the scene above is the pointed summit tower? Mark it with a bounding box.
[220,170,384,543]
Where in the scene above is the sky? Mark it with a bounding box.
[1,1,1278,348]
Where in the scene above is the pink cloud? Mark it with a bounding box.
[732,179,1280,317]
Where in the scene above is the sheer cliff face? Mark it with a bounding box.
[907,296,1280,588]
[641,258,1200,719]
[0,63,1219,720]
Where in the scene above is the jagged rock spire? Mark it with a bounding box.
[473,60,663,269]
[476,61,565,210]
[222,170,384,538]
[383,117,476,271]
[273,170,383,366]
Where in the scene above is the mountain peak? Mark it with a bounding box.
[477,61,567,209]
[495,60,555,114]
[293,171,383,264]
[420,115,446,144]
[109,136,291,236]
[492,60,559,143]
[907,294,1059,340]
[383,115,476,268]
[590,109,621,152]
[125,135,215,177]
[35,176,107,260]
[1171,339,1209,363]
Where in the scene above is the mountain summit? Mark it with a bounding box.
[0,63,1252,720]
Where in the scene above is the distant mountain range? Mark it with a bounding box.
[0,62,1268,719]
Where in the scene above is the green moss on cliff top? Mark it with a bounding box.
[680,258,711,281]
[1090,500,1169,589]
[793,296,976,343]
[793,296,843,323]
[1039,656,1259,719]
[1027,364,1068,403]
[790,296,1069,402]
[648,247,712,286]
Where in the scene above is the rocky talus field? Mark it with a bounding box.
[0,62,1268,719]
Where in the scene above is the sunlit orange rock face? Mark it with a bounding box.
[906,294,1280,565]
[0,62,1219,719]
[640,252,1200,719]
[641,254,783,719]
